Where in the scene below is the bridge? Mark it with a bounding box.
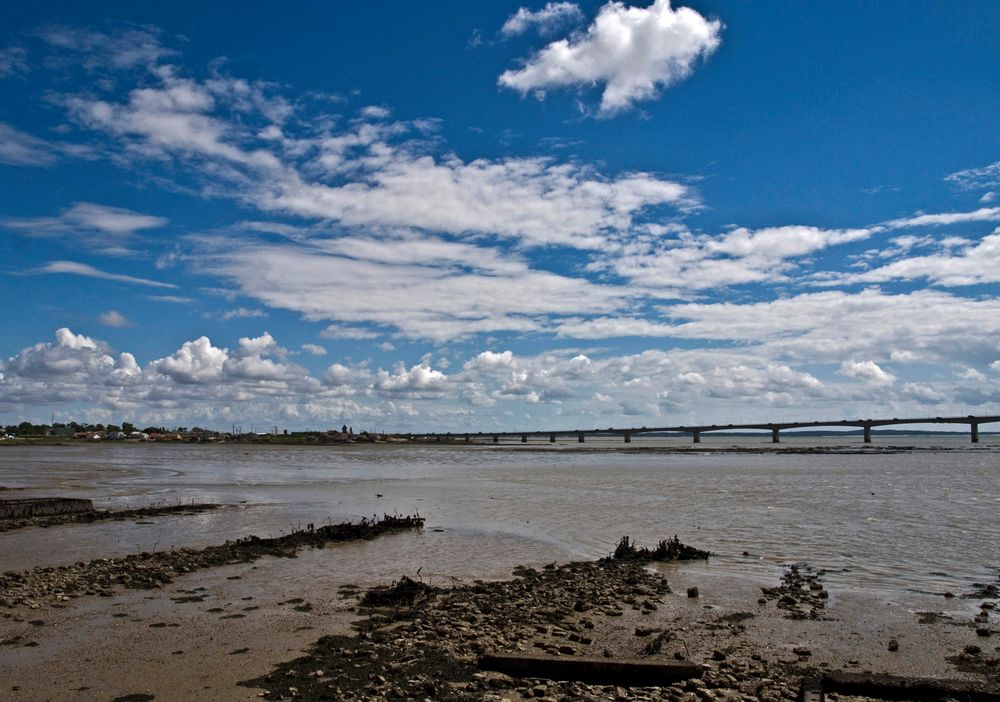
[403,415,1000,445]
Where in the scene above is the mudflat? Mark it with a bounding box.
[1,519,997,701]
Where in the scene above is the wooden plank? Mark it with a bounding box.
[822,671,1000,702]
[478,652,701,686]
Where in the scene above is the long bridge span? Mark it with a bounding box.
[403,414,1000,445]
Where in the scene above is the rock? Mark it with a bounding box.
[887,639,899,651]
[687,587,699,598]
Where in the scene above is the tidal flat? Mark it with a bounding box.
[0,441,997,700]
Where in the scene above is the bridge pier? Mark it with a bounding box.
[549,433,556,443]
[971,422,979,443]
[624,432,631,444]
[863,424,872,443]
[521,434,527,443]
[577,432,585,443]
[692,431,701,444]
[492,435,499,444]
[771,427,780,443]
[435,436,441,443]
[464,434,470,443]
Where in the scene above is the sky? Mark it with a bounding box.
[1,1,999,432]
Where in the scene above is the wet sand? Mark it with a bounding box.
[2,528,996,701]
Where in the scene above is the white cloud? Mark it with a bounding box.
[4,202,167,247]
[37,25,174,71]
[0,123,58,166]
[499,0,722,115]
[981,192,996,204]
[301,343,327,356]
[219,307,267,320]
[359,105,391,119]
[835,230,1000,287]
[884,207,1000,229]
[946,160,1000,192]
[147,295,194,304]
[501,3,585,37]
[464,350,517,370]
[99,310,132,328]
[202,238,627,341]
[31,261,177,288]
[839,360,895,385]
[590,225,871,291]
[375,361,448,394]
[152,337,227,384]
[0,47,29,78]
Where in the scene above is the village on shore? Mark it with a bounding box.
[1,420,389,445]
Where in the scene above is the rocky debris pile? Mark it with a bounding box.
[0,514,424,608]
[0,501,220,533]
[760,564,829,620]
[244,540,809,702]
[613,536,711,562]
[360,576,439,608]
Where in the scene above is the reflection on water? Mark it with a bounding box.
[0,437,997,596]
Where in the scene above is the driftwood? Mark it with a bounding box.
[478,652,701,686]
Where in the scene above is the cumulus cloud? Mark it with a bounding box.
[499,0,722,115]
[375,361,448,394]
[501,3,585,37]
[152,337,227,384]
[301,343,327,356]
[463,350,517,370]
[839,360,896,385]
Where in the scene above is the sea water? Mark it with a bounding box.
[0,437,997,598]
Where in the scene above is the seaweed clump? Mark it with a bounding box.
[613,535,710,562]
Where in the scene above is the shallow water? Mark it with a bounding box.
[1,437,997,598]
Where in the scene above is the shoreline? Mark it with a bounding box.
[1,536,996,701]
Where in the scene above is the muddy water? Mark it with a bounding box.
[1,439,997,597]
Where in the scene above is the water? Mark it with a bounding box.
[1,437,997,598]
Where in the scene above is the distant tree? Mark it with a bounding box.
[141,426,162,434]
[106,424,121,433]
[122,422,135,434]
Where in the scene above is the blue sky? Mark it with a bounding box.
[1,1,999,431]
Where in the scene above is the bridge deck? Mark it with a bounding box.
[405,415,1000,444]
